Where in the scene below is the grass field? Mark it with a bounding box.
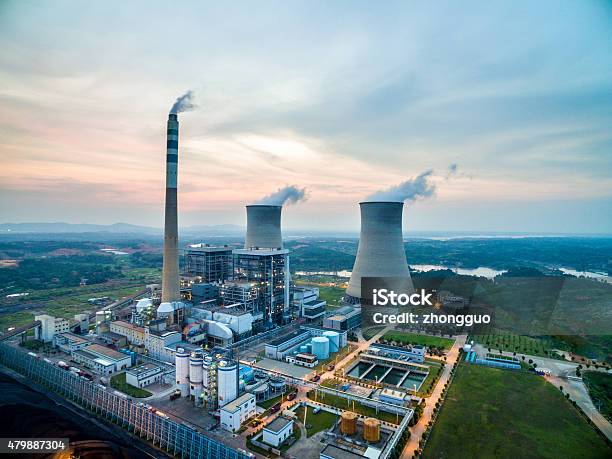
[110,372,152,398]
[295,405,339,437]
[293,280,346,309]
[307,390,402,424]
[363,326,385,340]
[423,363,610,459]
[471,332,564,358]
[583,371,612,422]
[381,331,455,350]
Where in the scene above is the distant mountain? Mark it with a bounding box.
[0,222,245,236]
[0,222,159,234]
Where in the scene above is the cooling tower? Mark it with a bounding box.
[346,201,414,302]
[162,113,181,303]
[244,205,283,249]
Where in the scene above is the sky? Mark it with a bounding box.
[1,1,611,234]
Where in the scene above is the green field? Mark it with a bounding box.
[423,363,610,459]
[110,372,152,398]
[583,371,612,422]
[363,326,385,340]
[307,390,402,424]
[380,331,455,350]
[293,281,345,308]
[296,405,339,437]
[471,332,564,358]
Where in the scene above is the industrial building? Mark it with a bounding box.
[126,363,163,388]
[233,248,290,326]
[185,244,233,284]
[110,320,145,346]
[263,416,294,447]
[345,201,415,304]
[34,314,69,342]
[264,326,347,365]
[369,342,426,363]
[324,306,362,331]
[53,332,91,353]
[73,344,132,375]
[301,298,327,321]
[220,392,256,432]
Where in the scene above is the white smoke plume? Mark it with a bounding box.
[255,186,307,206]
[170,90,196,114]
[366,170,436,202]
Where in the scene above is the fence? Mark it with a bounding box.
[0,343,250,459]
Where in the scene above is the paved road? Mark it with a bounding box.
[548,374,612,442]
[400,334,466,459]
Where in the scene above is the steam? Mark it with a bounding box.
[255,185,307,206]
[366,170,436,203]
[170,90,196,114]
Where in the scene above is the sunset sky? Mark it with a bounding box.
[1,1,611,233]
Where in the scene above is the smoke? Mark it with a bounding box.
[255,186,307,206]
[366,170,436,203]
[170,90,196,114]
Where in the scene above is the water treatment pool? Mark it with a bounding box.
[346,360,427,390]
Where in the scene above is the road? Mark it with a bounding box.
[400,334,467,459]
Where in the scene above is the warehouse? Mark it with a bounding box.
[220,392,257,432]
[125,363,163,388]
[73,344,131,375]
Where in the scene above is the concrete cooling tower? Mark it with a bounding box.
[244,205,283,249]
[346,201,414,303]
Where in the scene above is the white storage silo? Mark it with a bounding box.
[323,331,340,353]
[217,361,238,407]
[312,336,330,360]
[189,351,203,399]
[175,347,190,397]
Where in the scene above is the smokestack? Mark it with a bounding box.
[244,205,283,250]
[162,113,180,302]
[346,201,414,302]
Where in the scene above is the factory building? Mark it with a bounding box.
[320,444,366,459]
[301,298,326,321]
[74,313,90,333]
[53,332,91,354]
[220,392,256,432]
[34,314,69,342]
[219,282,260,312]
[144,328,182,360]
[233,248,290,326]
[263,416,294,447]
[369,342,426,363]
[185,244,233,284]
[324,306,362,331]
[346,201,414,304]
[110,321,145,346]
[191,283,220,303]
[72,344,131,375]
[292,286,319,307]
[126,363,163,388]
[285,353,318,368]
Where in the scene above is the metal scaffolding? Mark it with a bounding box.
[0,343,249,459]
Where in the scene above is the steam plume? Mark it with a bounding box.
[170,90,196,114]
[255,185,307,206]
[366,170,436,202]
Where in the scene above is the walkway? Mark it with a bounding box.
[400,334,467,458]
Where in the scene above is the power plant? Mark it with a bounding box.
[346,201,414,304]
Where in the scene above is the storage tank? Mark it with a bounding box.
[269,377,285,393]
[175,348,190,397]
[306,343,312,353]
[311,336,330,360]
[323,331,340,352]
[253,383,269,401]
[189,351,203,399]
[340,411,358,435]
[346,201,414,302]
[363,418,381,442]
[217,361,238,407]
